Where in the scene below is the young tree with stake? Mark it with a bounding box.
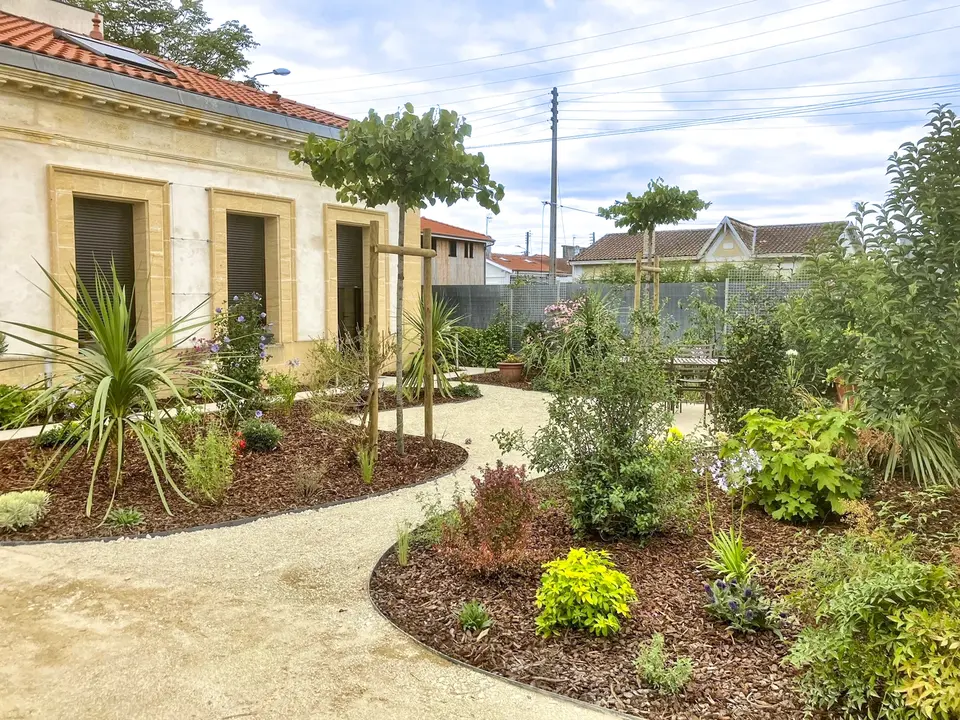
[291,104,504,454]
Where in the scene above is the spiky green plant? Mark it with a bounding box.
[3,263,240,517]
[357,443,377,484]
[397,522,412,566]
[403,294,463,400]
[458,600,493,632]
[106,506,144,529]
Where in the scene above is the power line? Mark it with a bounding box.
[271,0,770,88]
[305,0,845,98]
[303,2,946,105]
[469,84,960,148]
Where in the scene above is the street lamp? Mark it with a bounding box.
[250,68,291,80]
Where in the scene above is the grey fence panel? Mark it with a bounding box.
[435,279,804,349]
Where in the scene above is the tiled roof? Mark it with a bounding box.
[488,253,572,275]
[572,219,843,262]
[0,10,350,129]
[421,217,492,242]
[754,222,840,255]
[572,228,714,262]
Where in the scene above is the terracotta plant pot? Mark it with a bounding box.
[497,362,524,382]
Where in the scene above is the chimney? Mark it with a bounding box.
[270,91,282,107]
[561,244,578,261]
[90,13,104,40]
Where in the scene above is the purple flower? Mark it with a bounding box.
[743,587,753,599]
[252,292,261,301]
[215,307,223,314]
[67,402,76,410]
[210,343,221,353]
[259,343,266,350]
[729,601,740,612]
[260,312,267,319]
[233,295,239,301]
[237,315,246,323]
[716,580,726,590]
[224,336,231,344]
[255,410,263,419]
[259,350,267,359]
[704,584,714,597]
[745,609,755,622]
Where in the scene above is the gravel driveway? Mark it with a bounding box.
[0,385,706,720]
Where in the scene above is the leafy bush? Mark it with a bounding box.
[788,530,960,720]
[458,600,493,632]
[4,263,234,517]
[450,382,481,399]
[704,578,781,633]
[456,309,510,368]
[240,417,282,451]
[266,365,299,413]
[521,292,624,385]
[404,294,463,399]
[181,423,234,503]
[535,548,637,637]
[34,421,82,449]
[722,408,862,521]
[635,633,693,694]
[442,463,536,573]
[209,292,271,420]
[107,507,145,529]
[712,313,797,434]
[0,490,51,531]
[0,384,37,429]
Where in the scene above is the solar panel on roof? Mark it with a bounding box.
[53,29,176,77]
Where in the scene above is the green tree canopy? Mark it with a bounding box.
[599,179,710,258]
[79,0,257,78]
[290,104,504,452]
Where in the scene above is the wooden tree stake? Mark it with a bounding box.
[422,228,434,446]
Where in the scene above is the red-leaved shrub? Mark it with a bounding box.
[442,462,536,573]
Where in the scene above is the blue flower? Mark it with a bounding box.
[716,580,726,590]
[67,402,76,410]
[259,343,266,350]
[224,336,231,344]
[215,307,223,314]
[704,584,714,597]
[260,336,266,342]
[728,600,740,612]
[210,343,220,353]
[237,315,246,323]
[743,587,753,599]
[259,350,267,359]
[252,292,261,301]
[233,295,239,301]
[255,410,263,419]
[745,609,755,622]
[260,312,267,319]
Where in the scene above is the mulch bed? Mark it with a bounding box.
[375,388,477,412]
[0,401,467,542]
[371,478,831,720]
[470,371,536,392]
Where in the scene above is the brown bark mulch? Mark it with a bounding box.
[370,479,830,720]
[374,388,477,412]
[0,401,467,543]
[470,371,536,391]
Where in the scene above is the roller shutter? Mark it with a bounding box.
[227,214,266,301]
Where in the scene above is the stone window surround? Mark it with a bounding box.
[46,165,171,344]
[208,189,297,345]
[322,204,391,340]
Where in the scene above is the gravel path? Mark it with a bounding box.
[0,386,706,720]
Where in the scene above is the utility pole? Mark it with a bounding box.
[485,213,493,237]
[524,230,531,256]
[590,231,596,245]
[548,86,558,284]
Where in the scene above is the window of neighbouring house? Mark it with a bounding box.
[73,197,136,344]
[466,243,475,259]
[227,213,267,305]
[449,240,458,257]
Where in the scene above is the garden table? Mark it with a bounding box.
[668,357,722,418]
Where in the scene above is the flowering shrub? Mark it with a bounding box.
[240,416,282,452]
[535,548,637,637]
[722,408,862,521]
[442,463,536,573]
[705,578,782,633]
[210,292,271,420]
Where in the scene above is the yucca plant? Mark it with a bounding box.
[403,294,463,400]
[3,263,241,517]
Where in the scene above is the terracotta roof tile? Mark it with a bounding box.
[488,253,572,275]
[0,10,350,129]
[754,222,841,255]
[421,217,492,242]
[573,228,713,262]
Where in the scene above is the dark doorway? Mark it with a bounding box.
[336,224,364,344]
[73,196,136,344]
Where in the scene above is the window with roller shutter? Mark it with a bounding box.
[73,197,136,344]
[226,214,267,303]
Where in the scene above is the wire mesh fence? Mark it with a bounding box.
[435,271,809,350]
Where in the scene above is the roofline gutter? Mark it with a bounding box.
[0,45,342,139]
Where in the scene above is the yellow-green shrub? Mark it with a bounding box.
[0,490,51,531]
[535,548,637,637]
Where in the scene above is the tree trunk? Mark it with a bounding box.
[395,203,405,455]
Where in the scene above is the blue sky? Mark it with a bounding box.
[208,0,960,254]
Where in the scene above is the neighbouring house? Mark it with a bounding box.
[0,0,424,386]
[570,216,844,280]
[485,253,573,285]
[421,217,492,285]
